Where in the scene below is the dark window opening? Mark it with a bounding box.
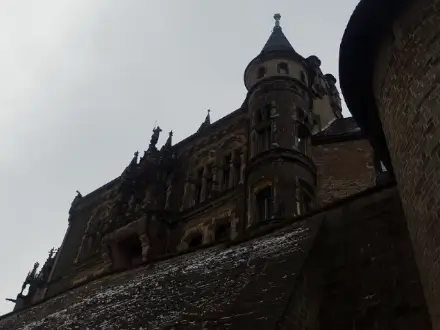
[296,124,309,155]
[215,222,231,241]
[278,62,289,74]
[303,192,313,213]
[257,66,266,79]
[117,235,142,267]
[262,104,271,121]
[298,180,314,214]
[256,186,272,222]
[188,233,203,248]
[300,71,306,83]
[233,149,241,186]
[223,154,231,190]
[206,163,213,199]
[257,126,271,153]
[195,167,203,203]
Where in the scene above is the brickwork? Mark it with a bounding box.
[373,0,440,326]
[312,139,376,206]
[318,188,431,329]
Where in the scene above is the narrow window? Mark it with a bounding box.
[223,154,231,190]
[257,66,266,79]
[233,149,241,186]
[206,163,213,199]
[257,126,271,152]
[278,62,289,74]
[256,186,272,222]
[300,71,306,83]
[298,180,314,214]
[215,222,231,241]
[195,167,203,204]
[296,124,309,155]
[188,233,203,248]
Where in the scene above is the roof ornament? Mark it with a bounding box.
[149,126,162,149]
[274,13,281,28]
[198,109,211,132]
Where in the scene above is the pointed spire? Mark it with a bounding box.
[198,109,211,132]
[261,13,295,54]
[165,130,173,147]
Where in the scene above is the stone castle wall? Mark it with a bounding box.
[373,0,440,326]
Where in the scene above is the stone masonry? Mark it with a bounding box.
[373,0,440,326]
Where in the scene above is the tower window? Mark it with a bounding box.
[233,149,241,186]
[195,167,203,204]
[256,186,273,222]
[278,62,289,74]
[295,124,309,155]
[257,126,272,152]
[257,66,266,79]
[188,233,203,248]
[297,180,314,215]
[206,163,213,199]
[223,153,231,190]
[215,222,231,241]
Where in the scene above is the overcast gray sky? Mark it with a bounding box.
[0,0,356,315]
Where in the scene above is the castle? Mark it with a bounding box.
[1,1,439,328]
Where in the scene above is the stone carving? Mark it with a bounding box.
[306,55,327,98]
[324,74,342,112]
[69,191,82,214]
[149,126,162,149]
[165,177,173,210]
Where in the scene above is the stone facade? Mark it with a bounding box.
[2,11,432,330]
[373,2,440,326]
[0,186,431,329]
[340,0,440,328]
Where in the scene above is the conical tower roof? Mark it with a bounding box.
[260,13,295,54]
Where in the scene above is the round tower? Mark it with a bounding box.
[244,14,316,227]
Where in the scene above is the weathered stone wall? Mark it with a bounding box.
[0,220,319,330]
[276,186,431,330]
[373,0,440,326]
[312,139,376,206]
[318,187,431,329]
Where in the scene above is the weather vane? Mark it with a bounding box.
[274,13,281,27]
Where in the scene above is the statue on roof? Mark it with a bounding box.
[325,74,342,112]
[149,126,162,149]
[306,55,326,98]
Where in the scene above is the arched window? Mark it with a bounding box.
[116,235,143,268]
[215,222,231,241]
[257,66,266,79]
[278,62,289,74]
[188,233,203,248]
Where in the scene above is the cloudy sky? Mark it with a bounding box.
[0,0,356,315]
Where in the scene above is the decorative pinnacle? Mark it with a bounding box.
[274,13,281,28]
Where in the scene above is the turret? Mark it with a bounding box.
[244,14,317,227]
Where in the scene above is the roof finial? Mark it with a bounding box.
[274,13,281,28]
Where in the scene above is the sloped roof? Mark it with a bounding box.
[261,25,295,54]
[0,220,320,330]
[315,117,362,137]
